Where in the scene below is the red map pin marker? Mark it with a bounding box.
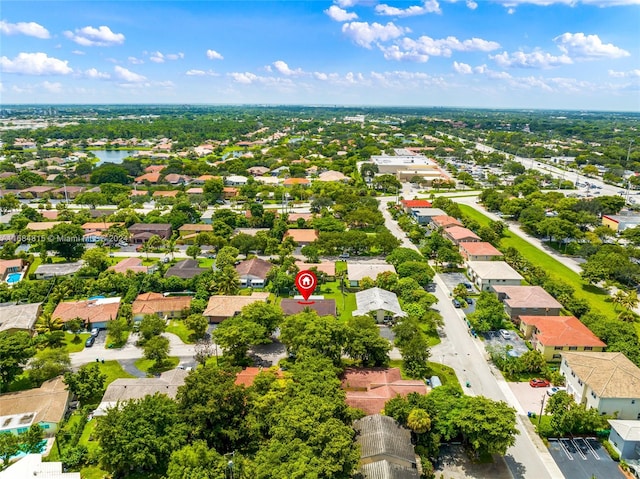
[295,270,317,303]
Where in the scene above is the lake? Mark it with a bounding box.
[92,149,139,166]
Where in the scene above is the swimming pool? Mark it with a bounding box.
[6,272,23,285]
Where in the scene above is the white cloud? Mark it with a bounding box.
[342,21,410,48]
[166,52,184,60]
[609,69,640,78]
[382,35,500,62]
[497,0,640,7]
[128,56,144,65]
[185,69,219,76]
[149,51,184,63]
[325,5,358,21]
[71,50,85,55]
[84,68,110,79]
[114,65,146,83]
[554,33,630,59]
[150,51,165,63]
[453,61,473,74]
[273,60,304,76]
[0,20,50,39]
[466,0,478,8]
[375,0,441,17]
[229,72,259,84]
[314,72,329,81]
[0,52,72,75]
[491,50,573,68]
[63,25,125,47]
[335,0,367,6]
[42,81,62,93]
[206,49,224,60]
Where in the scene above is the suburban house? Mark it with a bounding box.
[492,285,563,321]
[152,190,179,199]
[81,222,120,235]
[0,453,80,479]
[94,369,189,417]
[561,352,640,420]
[602,214,640,233]
[0,259,24,281]
[0,377,70,436]
[203,292,270,323]
[132,292,192,321]
[128,223,172,243]
[317,170,349,182]
[283,177,310,187]
[280,298,336,317]
[25,221,67,232]
[178,223,213,242]
[164,259,207,279]
[284,213,314,224]
[134,171,161,184]
[224,175,248,186]
[34,261,84,280]
[295,261,336,280]
[431,215,463,230]
[353,414,419,479]
[400,199,432,214]
[235,258,274,288]
[247,166,270,176]
[459,241,503,261]
[519,315,607,361]
[51,185,85,199]
[353,288,406,323]
[341,368,427,415]
[0,302,42,334]
[108,257,149,275]
[444,226,481,245]
[466,261,523,292]
[347,263,396,288]
[409,207,446,225]
[607,419,640,461]
[52,297,121,330]
[283,229,319,246]
[222,187,239,199]
[18,186,56,198]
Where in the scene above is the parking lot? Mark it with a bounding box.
[508,381,548,415]
[483,330,529,357]
[548,437,624,479]
[440,272,474,294]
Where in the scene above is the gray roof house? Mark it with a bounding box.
[34,261,84,280]
[608,419,640,461]
[0,302,42,333]
[466,261,523,292]
[353,288,406,323]
[164,259,208,279]
[353,414,419,479]
[348,263,396,288]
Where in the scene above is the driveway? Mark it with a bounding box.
[439,272,473,294]
[509,382,549,417]
[435,444,513,479]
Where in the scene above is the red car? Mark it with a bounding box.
[529,378,551,388]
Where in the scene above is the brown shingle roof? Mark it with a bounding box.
[284,229,318,243]
[493,286,563,309]
[0,377,69,429]
[280,299,336,317]
[431,215,463,228]
[235,258,274,280]
[203,292,270,320]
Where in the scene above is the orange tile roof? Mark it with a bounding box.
[520,316,606,348]
[431,215,463,228]
[460,242,503,256]
[445,226,480,241]
[295,261,336,276]
[108,257,148,275]
[152,190,179,197]
[283,177,310,186]
[284,229,318,243]
[493,286,563,309]
[53,297,121,324]
[401,199,432,208]
[145,165,166,173]
[135,172,161,183]
[234,367,283,387]
[132,293,192,316]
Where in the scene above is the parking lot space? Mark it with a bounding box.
[548,437,624,479]
[434,444,512,479]
[508,382,548,415]
[483,330,529,357]
[440,272,473,294]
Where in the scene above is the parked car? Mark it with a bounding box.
[452,299,461,308]
[499,329,513,340]
[90,328,99,337]
[547,386,566,396]
[85,336,95,348]
[339,253,350,259]
[529,378,551,388]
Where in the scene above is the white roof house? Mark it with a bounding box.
[353,288,406,323]
[467,261,523,292]
[347,263,396,287]
[0,454,80,479]
[608,419,640,461]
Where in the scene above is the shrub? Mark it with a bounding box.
[602,440,620,462]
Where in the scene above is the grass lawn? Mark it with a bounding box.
[80,466,111,479]
[141,258,157,266]
[134,356,180,375]
[34,333,91,359]
[458,204,618,321]
[166,320,195,344]
[335,260,347,274]
[389,360,460,391]
[97,360,135,387]
[198,258,214,269]
[104,330,131,349]
[529,413,552,432]
[317,281,356,320]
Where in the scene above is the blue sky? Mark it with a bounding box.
[1,0,639,110]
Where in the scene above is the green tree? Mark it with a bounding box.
[468,292,507,333]
[107,318,128,346]
[186,244,201,260]
[0,193,20,214]
[29,349,71,385]
[280,311,345,366]
[386,247,425,269]
[139,314,167,341]
[407,408,431,434]
[44,223,86,260]
[96,393,186,477]
[82,247,110,272]
[0,331,35,390]
[238,302,283,336]
[166,441,228,479]
[344,315,391,367]
[184,314,208,339]
[212,317,267,366]
[143,335,170,367]
[90,164,130,185]
[63,363,107,404]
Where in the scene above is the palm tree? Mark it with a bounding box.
[36,311,64,335]
[621,290,639,312]
[612,290,626,311]
[166,236,178,260]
